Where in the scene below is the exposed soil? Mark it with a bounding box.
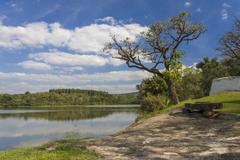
[81,109,240,160]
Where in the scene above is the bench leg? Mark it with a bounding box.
[182,108,191,114]
[202,111,220,118]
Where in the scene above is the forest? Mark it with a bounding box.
[0,89,139,107]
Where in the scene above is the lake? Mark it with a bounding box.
[0,106,138,150]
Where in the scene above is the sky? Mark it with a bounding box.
[0,0,239,94]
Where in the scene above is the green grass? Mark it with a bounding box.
[141,91,240,119]
[0,139,100,160]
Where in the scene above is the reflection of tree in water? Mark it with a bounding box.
[0,107,138,121]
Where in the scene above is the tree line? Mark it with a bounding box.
[137,56,239,102]
[0,89,139,107]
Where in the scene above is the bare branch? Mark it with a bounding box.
[103,12,205,104]
[218,18,240,60]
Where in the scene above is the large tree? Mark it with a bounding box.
[104,12,205,104]
[219,18,240,60]
[176,67,204,100]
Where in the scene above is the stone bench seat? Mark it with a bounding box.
[183,102,223,118]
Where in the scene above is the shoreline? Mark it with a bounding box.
[81,109,240,159]
[1,91,240,159]
[1,109,240,159]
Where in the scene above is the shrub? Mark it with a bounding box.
[140,95,165,112]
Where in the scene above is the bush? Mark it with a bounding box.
[140,95,165,112]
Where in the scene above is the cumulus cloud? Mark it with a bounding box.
[0,20,147,53]
[28,51,109,67]
[184,2,191,7]
[0,70,151,93]
[0,17,149,93]
[16,50,124,69]
[17,60,51,70]
[0,70,151,84]
[68,23,146,53]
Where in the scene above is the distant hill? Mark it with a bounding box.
[0,89,140,107]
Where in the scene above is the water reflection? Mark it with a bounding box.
[0,107,138,150]
[0,107,137,121]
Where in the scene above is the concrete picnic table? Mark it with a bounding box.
[183,102,223,118]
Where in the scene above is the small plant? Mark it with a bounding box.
[140,95,165,112]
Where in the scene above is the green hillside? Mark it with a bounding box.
[0,89,139,108]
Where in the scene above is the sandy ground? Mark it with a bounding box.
[80,109,240,160]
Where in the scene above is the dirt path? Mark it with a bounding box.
[82,109,240,160]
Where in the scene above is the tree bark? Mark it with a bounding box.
[165,78,179,104]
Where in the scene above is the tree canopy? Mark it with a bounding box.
[0,89,139,107]
[105,12,205,104]
[219,18,240,60]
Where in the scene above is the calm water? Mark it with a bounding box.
[0,106,138,150]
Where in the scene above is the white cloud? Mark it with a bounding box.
[196,8,201,13]
[68,23,146,53]
[0,15,6,24]
[28,51,109,67]
[10,3,17,8]
[0,20,147,53]
[222,2,231,8]
[0,70,150,84]
[0,70,151,93]
[17,60,51,70]
[95,16,117,25]
[0,17,149,93]
[62,66,84,72]
[7,2,23,12]
[19,50,124,68]
[221,2,231,20]
[221,9,229,20]
[184,2,191,7]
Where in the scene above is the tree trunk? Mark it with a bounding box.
[165,78,179,104]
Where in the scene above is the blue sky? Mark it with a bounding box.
[0,0,239,94]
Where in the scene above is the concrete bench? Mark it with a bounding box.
[183,102,223,118]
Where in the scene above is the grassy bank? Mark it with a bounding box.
[142,91,240,119]
[0,139,99,160]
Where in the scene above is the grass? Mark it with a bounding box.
[141,91,240,119]
[0,139,100,160]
